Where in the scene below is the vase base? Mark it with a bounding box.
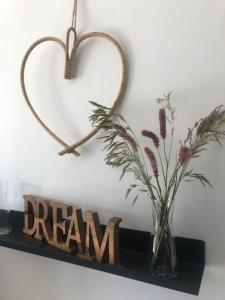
[150,266,178,279]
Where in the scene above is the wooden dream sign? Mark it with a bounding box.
[23,195,122,266]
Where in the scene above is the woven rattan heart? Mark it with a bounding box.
[21,30,127,157]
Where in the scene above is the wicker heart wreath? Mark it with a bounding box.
[20,27,127,157]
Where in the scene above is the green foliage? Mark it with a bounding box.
[89,98,225,205]
[89,101,156,202]
[186,106,225,156]
[184,172,213,188]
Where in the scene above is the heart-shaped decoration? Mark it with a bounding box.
[20,28,127,157]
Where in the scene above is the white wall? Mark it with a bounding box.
[0,0,225,299]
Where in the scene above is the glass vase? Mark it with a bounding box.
[149,199,177,278]
[0,180,13,235]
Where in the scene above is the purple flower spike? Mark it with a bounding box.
[113,124,127,135]
[142,130,160,148]
[117,131,139,152]
[178,144,192,165]
[113,124,138,153]
[159,108,166,139]
[144,147,159,177]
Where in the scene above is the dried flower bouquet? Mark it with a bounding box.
[89,94,225,277]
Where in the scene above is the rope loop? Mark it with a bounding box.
[66,27,78,58]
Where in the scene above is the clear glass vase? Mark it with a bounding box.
[149,199,177,278]
[0,180,13,235]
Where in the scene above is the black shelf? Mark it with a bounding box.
[0,211,205,296]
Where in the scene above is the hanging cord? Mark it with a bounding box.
[71,0,78,31]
